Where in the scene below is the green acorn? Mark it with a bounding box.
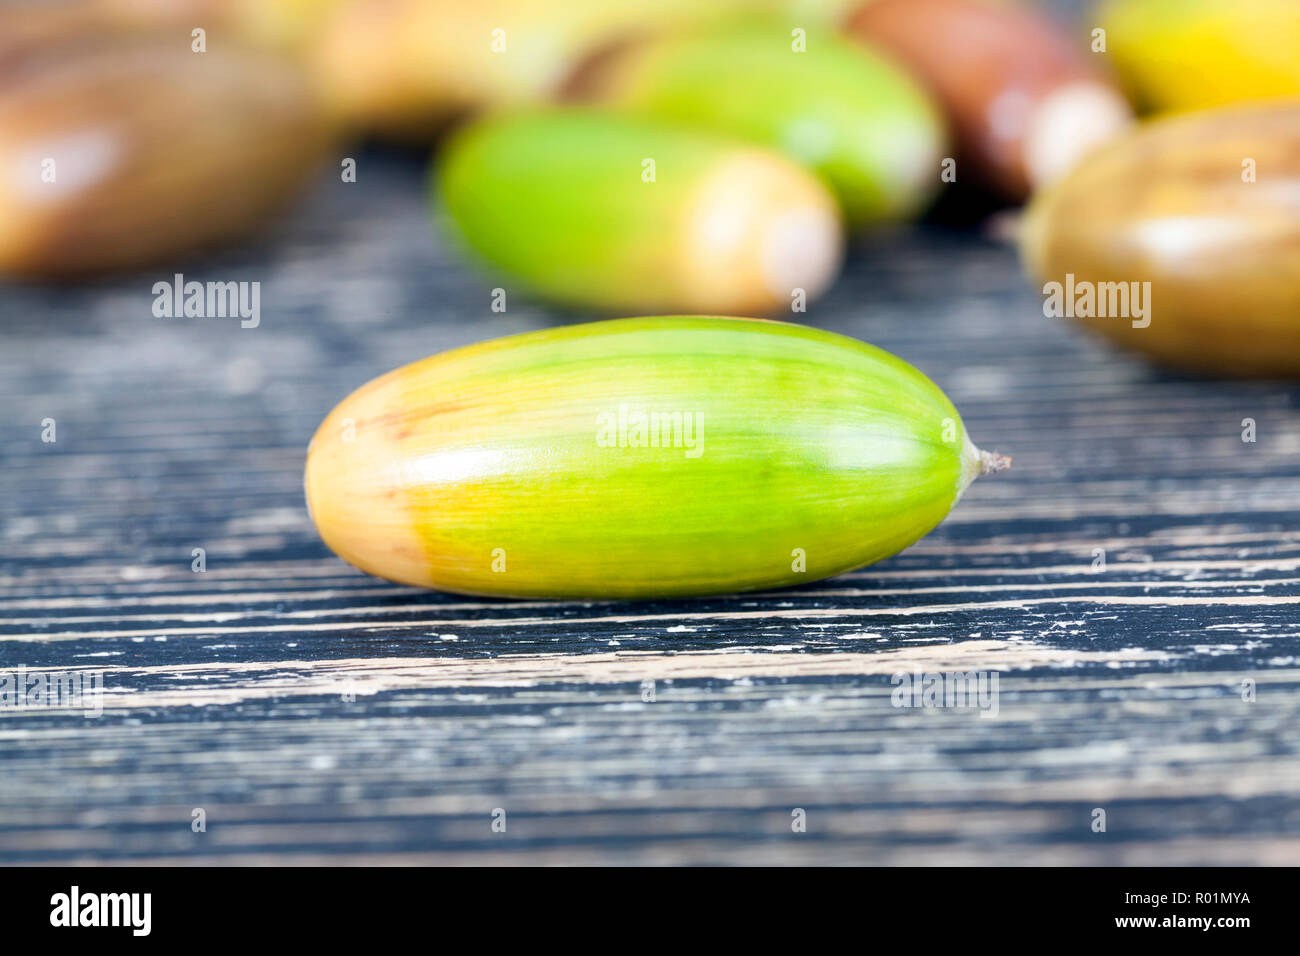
[569,20,946,225]
[305,316,1008,599]
[436,109,844,314]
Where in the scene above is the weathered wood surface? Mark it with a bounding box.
[1,151,1298,865]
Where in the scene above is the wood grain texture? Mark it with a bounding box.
[1,150,1298,865]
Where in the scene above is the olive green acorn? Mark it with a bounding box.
[569,20,946,225]
[436,109,843,314]
[305,316,1008,599]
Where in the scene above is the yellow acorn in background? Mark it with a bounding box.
[1096,0,1300,113]
[85,0,340,52]
[308,0,847,138]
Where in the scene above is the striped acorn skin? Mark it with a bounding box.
[436,110,843,314]
[1020,102,1300,377]
[1097,0,1300,114]
[304,316,994,599]
[572,21,945,225]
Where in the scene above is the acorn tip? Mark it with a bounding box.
[979,450,1012,475]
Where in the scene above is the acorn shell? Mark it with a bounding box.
[1097,0,1300,114]
[436,109,843,314]
[0,31,331,278]
[572,21,945,225]
[845,0,1132,199]
[304,316,999,599]
[1020,101,1300,377]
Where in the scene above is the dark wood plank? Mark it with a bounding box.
[2,149,1299,865]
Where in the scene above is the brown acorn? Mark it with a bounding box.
[0,28,332,278]
[844,0,1133,200]
[1020,102,1300,377]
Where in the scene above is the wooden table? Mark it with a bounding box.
[2,151,1298,865]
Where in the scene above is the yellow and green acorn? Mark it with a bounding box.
[436,109,844,314]
[305,316,1008,599]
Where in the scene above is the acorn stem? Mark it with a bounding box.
[979,449,1013,475]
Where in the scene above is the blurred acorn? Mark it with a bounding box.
[1020,102,1300,377]
[845,0,1133,201]
[306,0,843,138]
[102,0,340,52]
[1096,0,1300,113]
[437,109,843,314]
[0,29,333,278]
[0,3,97,62]
[4,0,336,53]
[566,20,946,226]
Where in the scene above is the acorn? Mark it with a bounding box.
[307,0,818,138]
[566,20,946,226]
[0,30,332,278]
[436,109,843,313]
[844,0,1133,200]
[86,0,337,51]
[1019,101,1300,377]
[304,316,1008,599]
[1096,0,1300,113]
